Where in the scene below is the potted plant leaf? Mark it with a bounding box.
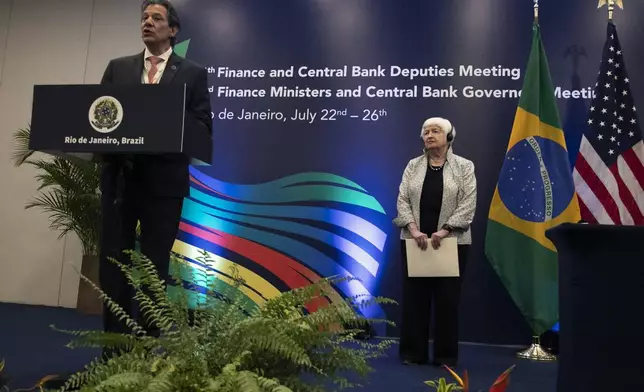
[49,249,397,391]
[425,365,515,392]
[12,126,102,315]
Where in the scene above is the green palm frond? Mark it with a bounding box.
[12,125,101,256]
[25,187,99,255]
[11,126,34,167]
[27,157,99,194]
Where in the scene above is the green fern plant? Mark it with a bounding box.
[51,249,397,392]
[12,126,101,256]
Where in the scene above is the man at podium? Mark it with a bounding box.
[98,0,212,341]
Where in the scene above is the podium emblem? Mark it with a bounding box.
[88,95,123,133]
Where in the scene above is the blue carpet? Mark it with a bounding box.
[0,302,556,391]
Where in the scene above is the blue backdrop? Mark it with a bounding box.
[170,0,644,344]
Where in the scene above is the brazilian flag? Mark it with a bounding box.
[485,22,581,335]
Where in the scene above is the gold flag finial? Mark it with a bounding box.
[597,0,624,8]
[533,0,539,21]
[598,0,624,21]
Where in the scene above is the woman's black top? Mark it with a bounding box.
[419,164,444,235]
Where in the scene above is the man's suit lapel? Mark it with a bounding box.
[159,52,182,84]
[132,51,145,84]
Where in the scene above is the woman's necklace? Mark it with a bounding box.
[429,157,445,171]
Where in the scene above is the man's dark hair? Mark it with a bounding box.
[141,0,181,46]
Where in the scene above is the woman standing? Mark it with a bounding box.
[393,117,477,366]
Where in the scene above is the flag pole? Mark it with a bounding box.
[514,2,558,363]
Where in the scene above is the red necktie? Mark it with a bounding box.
[147,56,163,84]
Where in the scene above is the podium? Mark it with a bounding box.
[28,84,212,314]
[546,223,644,392]
[29,84,212,163]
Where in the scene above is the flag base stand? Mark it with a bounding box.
[516,336,557,362]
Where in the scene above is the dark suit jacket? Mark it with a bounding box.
[99,50,212,198]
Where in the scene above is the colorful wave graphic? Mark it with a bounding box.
[171,167,390,335]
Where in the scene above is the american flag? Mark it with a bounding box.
[573,22,644,225]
